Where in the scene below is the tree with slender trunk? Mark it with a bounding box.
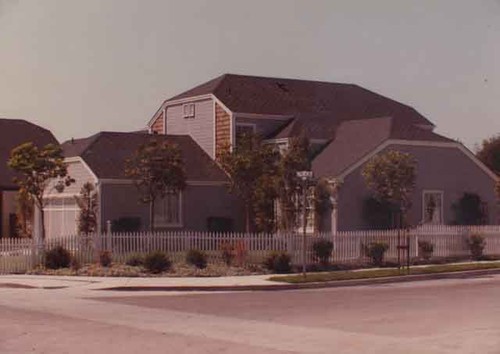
[276,136,311,231]
[476,134,500,176]
[362,150,416,228]
[8,142,75,241]
[218,133,279,232]
[125,138,186,231]
[75,182,98,234]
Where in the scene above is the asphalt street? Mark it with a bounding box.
[1,274,500,353]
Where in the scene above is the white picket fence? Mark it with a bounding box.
[1,225,500,274]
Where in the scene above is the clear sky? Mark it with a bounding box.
[0,0,498,149]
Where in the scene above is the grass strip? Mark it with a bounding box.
[269,262,500,284]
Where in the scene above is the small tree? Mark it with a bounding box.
[218,133,279,232]
[362,197,395,230]
[452,192,486,225]
[15,188,34,238]
[362,150,416,228]
[125,138,186,231]
[75,182,98,234]
[276,136,311,231]
[8,142,75,241]
[314,179,333,232]
[476,134,500,175]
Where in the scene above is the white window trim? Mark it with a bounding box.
[295,187,316,234]
[153,191,183,228]
[421,190,444,225]
[235,122,257,134]
[182,103,195,119]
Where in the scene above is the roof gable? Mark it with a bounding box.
[312,117,454,178]
[0,118,58,189]
[62,132,228,182]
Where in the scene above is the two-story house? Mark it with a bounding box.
[148,74,499,231]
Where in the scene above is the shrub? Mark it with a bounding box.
[220,242,235,266]
[264,251,292,274]
[234,241,248,266]
[363,242,389,267]
[70,257,81,271]
[99,250,112,267]
[467,234,485,260]
[144,251,171,274]
[186,249,208,269]
[418,240,434,260]
[452,193,487,225]
[312,238,334,265]
[126,253,144,267]
[44,245,72,269]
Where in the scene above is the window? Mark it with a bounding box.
[235,123,256,146]
[182,103,195,118]
[154,192,182,227]
[296,187,315,233]
[422,191,443,224]
[274,187,316,234]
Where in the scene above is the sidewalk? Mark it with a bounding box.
[3,265,500,294]
[0,274,276,292]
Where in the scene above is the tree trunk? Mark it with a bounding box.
[40,207,46,242]
[149,199,155,232]
[245,204,250,233]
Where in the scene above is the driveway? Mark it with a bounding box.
[1,274,500,353]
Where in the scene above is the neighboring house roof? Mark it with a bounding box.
[165,74,434,140]
[0,118,58,189]
[312,117,455,178]
[62,132,228,182]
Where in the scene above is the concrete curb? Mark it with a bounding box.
[97,268,500,292]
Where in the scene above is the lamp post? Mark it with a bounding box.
[297,170,313,278]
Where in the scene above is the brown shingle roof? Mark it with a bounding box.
[312,117,454,178]
[166,74,434,141]
[0,118,58,189]
[62,132,228,182]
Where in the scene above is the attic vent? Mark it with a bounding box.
[276,82,289,93]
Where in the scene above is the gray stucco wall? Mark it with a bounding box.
[334,144,498,231]
[166,98,215,158]
[100,183,245,232]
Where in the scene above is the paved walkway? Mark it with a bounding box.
[0,273,276,295]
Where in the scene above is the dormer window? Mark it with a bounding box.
[183,103,195,118]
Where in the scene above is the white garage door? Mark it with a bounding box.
[44,197,79,239]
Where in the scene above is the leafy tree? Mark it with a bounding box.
[8,142,75,241]
[15,188,34,238]
[362,197,395,230]
[75,182,98,234]
[276,136,311,231]
[476,134,500,175]
[314,178,333,232]
[218,133,279,232]
[125,138,186,231]
[362,150,416,228]
[452,192,487,225]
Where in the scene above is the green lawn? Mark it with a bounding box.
[269,261,500,284]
